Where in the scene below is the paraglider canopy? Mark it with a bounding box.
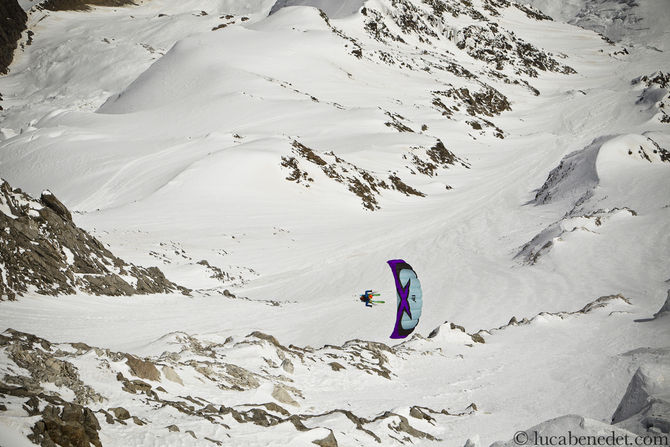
[387,259,422,339]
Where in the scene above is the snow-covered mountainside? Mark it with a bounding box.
[1,0,669,445]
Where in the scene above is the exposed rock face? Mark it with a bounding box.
[0,328,479,446]
[1,328,103,405]
[109,407,131,421]
[454,23,575,77]
[162,365,184,385]
[272,384,300,407]
[313,430,338,447]
[29,402,102,447]
[0,0,27,75]
[0,179,189,300]
[38,0,137,12]
[125,355,161,381]
[0,331,103,447]
[281,140,428,210]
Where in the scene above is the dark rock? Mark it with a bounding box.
[0,0,27,75]
[470,333,485,344]
[126,355,161,381]
[281,140,428,210]
[409,406,433,421]
[450,322,466,333]
[389,414,438,440]
[39,0,136,12]
[3,329,102,405]
[0,179,189,300]
[328,362,345,371]
[29,402,102,447]
[40,190,72,221]
[166,424,180,432]
[313,430,338,447]
[132,416,145,426]
[109,406,131,420]
[99,409,114,424]
[455,23,575,77]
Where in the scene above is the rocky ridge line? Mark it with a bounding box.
[0,179,189,300]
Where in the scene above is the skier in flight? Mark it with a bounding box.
[359,290,376,307]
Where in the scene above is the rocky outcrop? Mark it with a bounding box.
[281,140,426,210]
[312,430,338,447]
[0,179,189,300]
[0,328,103,405]
[30,402,102,447]
[0,0,27,75]
[125,355,161,381]
[634,71,670,124]
[454,23,575,77]
[38,0,137,12]
[0,328,479,446]
[428,321,486,344]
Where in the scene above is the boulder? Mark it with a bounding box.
[109,407,131,421]
[162,365,184,385]
[281,358,294,374]
[272,384,299,407]
[30,403,102,447]
[313,430,338,447]
[126,356,160,382]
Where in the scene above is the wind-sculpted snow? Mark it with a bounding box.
[1,0,670,445]
[491,415,641,447]
[491,356,670,445]
[0,0,582,212]
[480,294,633,333]
[612,362,670,436]
[531,137,606,206]
[269,0,365,19]
[520,134,670,264]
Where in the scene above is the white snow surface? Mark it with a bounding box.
[269,0,365,18]
[0,0,669,445]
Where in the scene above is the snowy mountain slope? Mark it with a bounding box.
[269,0,365,19]
[0,0,669,445]
[526,0,670,49]
[0,294,667,446]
